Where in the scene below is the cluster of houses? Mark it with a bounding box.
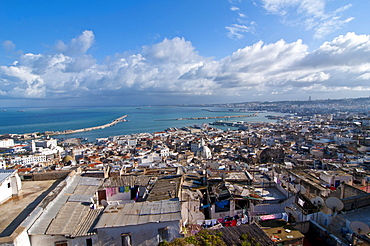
[0,112,370,245]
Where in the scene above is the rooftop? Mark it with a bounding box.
[0,169,16,184]
[260,219,305,244]
[95,199,181,228]
[28,175,103,237]
[338,206,370,227]
[0,180,57,237]
[208,223,274,246]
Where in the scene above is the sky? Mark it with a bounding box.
[1,0,370,107]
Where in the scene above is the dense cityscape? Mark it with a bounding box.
[0,97,369,245]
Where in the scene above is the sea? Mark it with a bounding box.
[0,106,286,142]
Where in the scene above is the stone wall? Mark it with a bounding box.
[21,171,72,181]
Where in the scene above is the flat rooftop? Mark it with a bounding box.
[260,219,304,244]
[0,180,58,236]
[338,206,370,227]
[254,187,286,200]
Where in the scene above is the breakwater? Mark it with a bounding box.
[154,112,258,121]
[43,115,128,136]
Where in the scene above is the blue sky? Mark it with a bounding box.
[1,0,370,106]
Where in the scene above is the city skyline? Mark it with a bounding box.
[1,0,370,107]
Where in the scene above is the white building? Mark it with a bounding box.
[195,138,212,159]
[31,139,63,156]
[33,139,58,150]
[160,147,170,157]
[94,200,182,245]
[0,138,15,148]
[26,174,182,246]
[9,155,47,166]
[0,169,22,204]
[319,171,353,187]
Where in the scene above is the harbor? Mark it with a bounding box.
[154,112,258,121]
[7,115,130,140]
[43,115,129,136]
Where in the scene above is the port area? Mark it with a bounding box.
[154,112,258,121]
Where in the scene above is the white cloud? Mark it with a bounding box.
[226,1,256,40]
[2,40,16,52]
[226,24,255,40]
[297,72,330,82]
[1,30,370,103]
[0,65,46,98]
[55,30,95,56]
[260,0,353,39]
[358,73,370,80]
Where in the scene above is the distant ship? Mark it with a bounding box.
[17,110,26,112]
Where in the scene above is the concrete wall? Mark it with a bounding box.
[340,183,367,199]
[0,176,13,204]
[181,200,204,223]
[30,234,99,246]
[107,190,131,202]
[253,195,295,215]
[0,227,31,246]
[10,174,22,196]
[30,235,68,246]
[342,193,370,211]
[306,220,347,246]
[210,200,237,219]
[25,171,71,181]
[96,221,181,246]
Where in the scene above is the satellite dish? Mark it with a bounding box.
[311,197,324,207]
[101,199,108,207]
[326,197,344,214]
[295,184,307,194]
[350,221,370,235]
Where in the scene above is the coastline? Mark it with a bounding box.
[154,112,258,121]
[14,115,129,140]
[0,107,286,141]
[44,115,128,136]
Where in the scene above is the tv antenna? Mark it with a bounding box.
[325,197,344,214]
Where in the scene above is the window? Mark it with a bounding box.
[121,233,132,246]
[55,241,68,246]
[7,183,10,188]
[158,227,169,242]
[86,238,92,246]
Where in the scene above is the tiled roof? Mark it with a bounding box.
[95,200,181,228]
[46,201,103,237]
[207,223,274,246]
[101,175,151,188]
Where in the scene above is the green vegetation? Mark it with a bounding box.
[158,230,226,246]
[240,234,260,246]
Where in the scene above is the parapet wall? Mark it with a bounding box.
[20,171,72,181]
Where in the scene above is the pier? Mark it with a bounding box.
[154,112,258,121]
[43,115,129,136]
